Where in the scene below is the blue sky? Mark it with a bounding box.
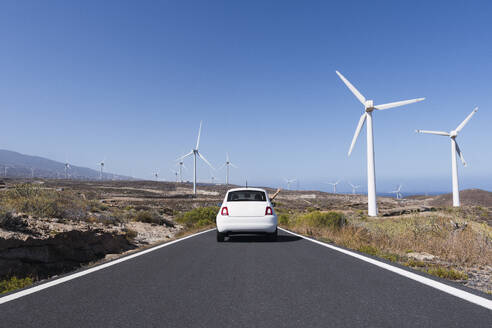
[0,1,491,193]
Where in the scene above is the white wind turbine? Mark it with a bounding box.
[336,70,425,216]
[391,185,403,199]
[285,178,297,190]
[209,169,217,185]
[64,161,71,179]
[219,153,238,186]
[416,107,478,207]
[170,169,179,183]
[176,159,187,183]
[153,170,159,181]
[349,182,360,195]
[98,158,105,180]
[328,180,341,193]
[178,121,214,195]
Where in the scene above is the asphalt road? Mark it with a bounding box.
[1,230,491,327]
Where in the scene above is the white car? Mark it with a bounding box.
[216,188,278,242]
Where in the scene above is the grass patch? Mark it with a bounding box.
[0,276,33,294]
[426,267,468,280]
[176,206,219,228]
[295,211,346,230]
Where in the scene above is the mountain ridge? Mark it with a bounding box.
[0,149,128,180]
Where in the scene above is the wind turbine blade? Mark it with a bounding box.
[348,113,367,156]
[455,107,478,132]
[335,71,366,104]
[177,151,193,161]
[226,152,230,162]
[230,163,238,169]
[374,98,425,110]
[197,152,214,170]
[455,142,467,167]
[196,121,202,150]
[415,130,450,136]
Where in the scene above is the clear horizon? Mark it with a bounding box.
[0,1,491,194]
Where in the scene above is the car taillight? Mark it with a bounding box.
[221,207,229,216]
[265,206,273,215]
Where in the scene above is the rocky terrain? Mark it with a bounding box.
[0,178,490,294]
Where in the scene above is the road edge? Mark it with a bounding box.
[0,228,215,305]
[279,227,492,310]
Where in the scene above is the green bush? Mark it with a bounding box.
[298,211,345,229]
[426,267,468,280]
[0,276,33,294]
[278,214,290,226]
[176,206,219,228]
[357,245,379,256]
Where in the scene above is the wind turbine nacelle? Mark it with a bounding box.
[450,130,458,138]
[364,100,374,110]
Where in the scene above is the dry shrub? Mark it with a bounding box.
[286,212,492,266]
[0,184,88,220]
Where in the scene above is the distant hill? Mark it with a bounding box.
[428,189,492,207]
[0,149,129,180]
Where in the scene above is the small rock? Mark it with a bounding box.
[407,252,436,261]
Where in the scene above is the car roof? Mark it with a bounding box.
[226,187,267,193]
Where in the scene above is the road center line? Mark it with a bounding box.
[279,227,492,310]
[0,228,215,305]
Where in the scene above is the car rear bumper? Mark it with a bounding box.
[216,215,277,233]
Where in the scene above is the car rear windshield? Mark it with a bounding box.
[227,190,267,202]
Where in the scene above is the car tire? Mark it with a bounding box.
[217,231,225,242]
[268,228,277,242]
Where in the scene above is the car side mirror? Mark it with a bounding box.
[271,202,276,208]
[217,203,222,207]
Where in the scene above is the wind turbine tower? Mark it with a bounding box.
[99,161,104,180]
[285,178,297,190]
[170,169,179,183]
[219,153,238,186]
[65,162,70,179]
[328,180,340,193]
[177,160,186,183]
[178,121,214,195]
[391,185,403,199]
[349,182,360,195]
[416,107,478,207]
[336,70,424,216]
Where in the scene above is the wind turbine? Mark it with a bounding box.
[219,153,238,185]
[64,162,71,179]
[285,178,297,190]
[416,107,478,207]
[178,121,214,195]
[170,169,179,183]
[153,170,159,181]
[349,182,360,195]
[176,159,187,183]
[391,185,403,199]
[98,158,105,180]
[209,169,217,184]
[336,70,425,216]
[328,180,341,193]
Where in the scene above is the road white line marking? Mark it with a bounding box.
[0,228,215,305]
[280,227,492,310]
